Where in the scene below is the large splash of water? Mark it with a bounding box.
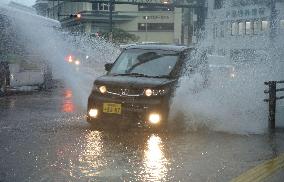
[0,4,120,109]
[170,3,284,134]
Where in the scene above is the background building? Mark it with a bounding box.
[182,0,207,45]
[205,0,284,61]
[44,1,183,44]
[33,0,48,17]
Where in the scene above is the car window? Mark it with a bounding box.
[109,49,180,77]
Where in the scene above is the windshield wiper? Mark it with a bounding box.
[151,75,172,79]
[112,73,150,77]
[112,73,171,79]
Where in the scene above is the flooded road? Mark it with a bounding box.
[0,83,284,182]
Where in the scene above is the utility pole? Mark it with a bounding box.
[57,0,60,20]
[109,0,114,41]
[53,0,55,18]
[145,16,148,42]
[270,0,277,40]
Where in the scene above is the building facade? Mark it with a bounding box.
[205,0,284,61]
[43,1,183,44]
[33,0,48,17]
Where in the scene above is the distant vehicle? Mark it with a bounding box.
[65,54,81,66]
[0,7,57,96]
[87,44,209,129]
[0,55,52,96]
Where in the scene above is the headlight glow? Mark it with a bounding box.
[99,86,107,94]
[89,109,98,118]
[145,88,168,96]
[75,60,80,65]
[145,89,153,97]
[149,113,161,124]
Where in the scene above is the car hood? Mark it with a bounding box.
[94,75,176,88]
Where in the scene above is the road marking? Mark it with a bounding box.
[231,153,284,182]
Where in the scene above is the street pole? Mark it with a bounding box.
[270,0,277,40]
[109,0,114,42]
[53,0,55,18]
[57,0,60,20]
[145,16,148,42]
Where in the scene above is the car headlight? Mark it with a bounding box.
[144,88,169,97]
[148,113,161,124]
[92,84,107,94]
[75,60,80,65]
[145,89,153,97]
[99,86,107,94]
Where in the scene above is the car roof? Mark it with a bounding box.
[124,44,191,52]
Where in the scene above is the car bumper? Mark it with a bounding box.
[87,93,169,127]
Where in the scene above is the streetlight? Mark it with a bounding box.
[145,16,148,41]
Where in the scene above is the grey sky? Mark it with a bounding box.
[1,0,35,6]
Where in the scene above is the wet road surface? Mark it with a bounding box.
[0,82,284,182]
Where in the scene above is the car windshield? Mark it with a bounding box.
[108,49,180,78]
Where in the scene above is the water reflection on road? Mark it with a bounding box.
[51,124,284,181]
[54,128,172,181]
[141,134,168,182]
[77,131,105,177]
[61,89,75,113]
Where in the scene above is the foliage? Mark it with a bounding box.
[100,28,139,43]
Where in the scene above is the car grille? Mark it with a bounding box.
[106,87,144,97]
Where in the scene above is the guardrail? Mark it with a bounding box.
[264,80,284,130]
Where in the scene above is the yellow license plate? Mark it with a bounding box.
[103,103,122,114]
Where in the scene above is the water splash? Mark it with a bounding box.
[0,4,120,109]
[170,2,284,134]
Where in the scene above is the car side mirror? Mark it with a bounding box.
[105,63,113,71]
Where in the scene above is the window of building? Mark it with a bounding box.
[253,21,261,34]
[261,20,269,31]
[138,23,174,31]
[252,9,257,16]
[281,20,284,29]
[238,10,243,17]
[259,8,265,15]
[138,5,173,11]
[213,24,218,39]
[232,10,237,17]
[214,0,224,9]
[220,22,224,37]
[92,3,114,11]
[92,3,98,10]
[245,21,252,35]
[238,22,244,35]
[231,22,238,35]
[244,9,250,16]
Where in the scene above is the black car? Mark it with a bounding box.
[87,44,207,129]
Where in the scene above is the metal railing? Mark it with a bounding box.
[264,80,284,130]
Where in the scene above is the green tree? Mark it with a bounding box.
[101,28,139,43]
